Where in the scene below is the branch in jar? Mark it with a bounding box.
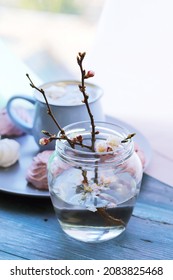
[97,207,125,226]
[40,130,92,150]
[26,73,64,134]
[26,74,78,149]
[121,133,136,143]
[77,52,97,152]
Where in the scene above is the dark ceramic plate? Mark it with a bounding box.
[0,116,152,197]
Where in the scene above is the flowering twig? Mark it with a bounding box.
[40,130,92,150]
[77,52,97,152]
[26,73,92,150]
[97,208,125,226]
[26,74,64,135]
[121,133,136,143]
[26,53,136,228]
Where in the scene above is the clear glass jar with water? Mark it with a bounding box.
[48,121,143,242]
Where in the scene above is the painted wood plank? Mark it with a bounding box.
[0,174,173,260]
[0,213,172,260]
[0,251,25,260]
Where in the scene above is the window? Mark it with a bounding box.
[0,0,105,81]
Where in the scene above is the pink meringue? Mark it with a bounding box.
[26,150,53,190]
[0,107,31,136]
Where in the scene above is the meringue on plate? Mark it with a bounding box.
[0,138,20,167]
[26,150,53,190]
[0,107,31,136]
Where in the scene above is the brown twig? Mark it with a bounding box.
[26,73,77,148]
[82,169,88,185]
[26,55,130,228]
[41,130,93,150]
[26,74,65,134]
[97,208,125,226]
[121,133,136,143]
[77,52,96,151]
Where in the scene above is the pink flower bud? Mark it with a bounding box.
[39,137,50,146]
[76,135,83,143]
[85,70,95,79]
[107,146,113,152]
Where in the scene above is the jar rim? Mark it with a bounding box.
[55,121,134,166]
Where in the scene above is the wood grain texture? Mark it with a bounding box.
[0,174,173,260]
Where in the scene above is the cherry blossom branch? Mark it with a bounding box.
[26,74,77,149]
[40,130,92,150]
[26,74,94,151]
[121,133,136,143]
[26,74,64,134]
[77,52,97,152]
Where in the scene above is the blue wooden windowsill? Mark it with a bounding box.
[0,174,173,260]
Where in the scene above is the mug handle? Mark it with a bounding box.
[6,95,35,134]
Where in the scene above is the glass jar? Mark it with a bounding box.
[48,121,143,243]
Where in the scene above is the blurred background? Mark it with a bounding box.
[0,0,105,81]
[1,0,173,184]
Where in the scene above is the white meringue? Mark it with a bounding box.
[0,138,20,167]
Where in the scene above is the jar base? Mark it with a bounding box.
[59,221,125,243]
